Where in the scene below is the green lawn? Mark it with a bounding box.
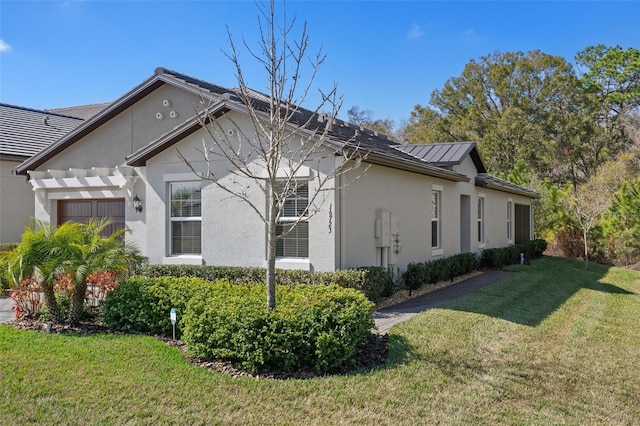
[1,256,638,425]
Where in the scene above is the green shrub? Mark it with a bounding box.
[479,239,547,268]
[182,282,374,373]
[102,276,374,373]
[0,242,19,290]
[404,252,479,291]
[101,276,213,335]
[141,264,393,302]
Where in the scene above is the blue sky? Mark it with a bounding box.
[1,1,638,125]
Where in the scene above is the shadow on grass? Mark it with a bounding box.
[442,257,636,327]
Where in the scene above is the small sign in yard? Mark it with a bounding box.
[170,308,177,340]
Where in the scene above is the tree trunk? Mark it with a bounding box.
[42,283,62,324]
[68,281,87,324]
[266,192,278,310]
[583,229,590,270]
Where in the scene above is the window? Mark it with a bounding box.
[170,182,202,255]
[431,190,441,249]
[478,197,485,244]
[507,201,513,241]
[276,182,309,258]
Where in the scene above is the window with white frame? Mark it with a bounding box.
[276,182,309,258]
[431,190,441,249]
[170,182,202,255]
[478,196,485,244]
[507,200,513,241]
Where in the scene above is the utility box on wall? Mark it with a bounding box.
[375,209,391,248]
[375,209,400,268]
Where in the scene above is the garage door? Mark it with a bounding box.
[58,199,125,238]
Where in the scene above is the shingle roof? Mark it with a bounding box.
[0,103,83,160]
[46,103,111,120]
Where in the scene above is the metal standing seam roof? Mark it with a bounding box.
[0,103,84,160]
[394,142,474,165]
[393,142,487,173]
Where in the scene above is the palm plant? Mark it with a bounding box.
[1,218,143,324]
[61,218,142,324]
[1,220,81,323]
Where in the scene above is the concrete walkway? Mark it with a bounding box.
[373,269,512,334]
[0,295,16,323]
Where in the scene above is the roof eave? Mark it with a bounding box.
[476,180,540,199]
[365,153,470,182]
[14,76,167,176]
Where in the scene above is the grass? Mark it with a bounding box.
[1,256,638,425]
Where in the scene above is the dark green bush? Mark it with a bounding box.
[101,276,214,335]
[182,282,374,374]
[403,252,479,291]
[102,276,374,373]
[479,239,547,268]
[142,264,393,302]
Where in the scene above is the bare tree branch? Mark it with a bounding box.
[178,0,369,309]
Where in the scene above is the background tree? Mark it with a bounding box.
[179,0,366,309]
[346,106,397,139]
[576,45,640,144]
[402,105,456,143]
[601,176,640,266]
[404,50,620,184]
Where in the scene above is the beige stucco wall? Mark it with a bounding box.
[337,159,535,271]
[0,159,34,243]
[143,110,337,271]
[31,84,202,257]
[39,84,202,171]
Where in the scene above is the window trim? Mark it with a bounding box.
[507,199,513,243]
[431,187,442,253]
[477,194,485,247]
[275,180,309,259]
[169,181,202,256]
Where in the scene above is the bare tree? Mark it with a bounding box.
[178,0,367,309]
[563,168,615,270]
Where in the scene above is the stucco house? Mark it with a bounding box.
[13,68,538,272]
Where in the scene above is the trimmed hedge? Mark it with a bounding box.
[101,276,214,334]
[403,240,547,291]
[404,252,479,291]
[142,264,393,302]
[182,282,374,373]
[102,276,374,374]
[479,239,547,268]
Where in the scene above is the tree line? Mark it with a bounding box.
[350,45,640,267]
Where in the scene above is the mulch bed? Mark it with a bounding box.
[6,318,389,380]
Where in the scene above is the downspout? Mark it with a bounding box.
[337,167,345,270]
